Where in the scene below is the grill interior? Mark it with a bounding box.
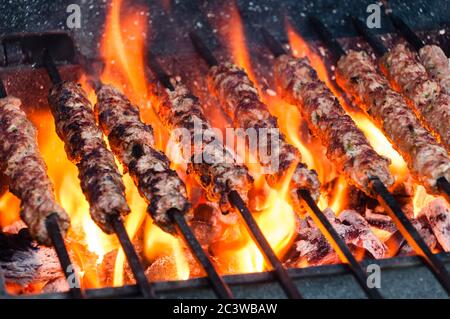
[0,0,450,299]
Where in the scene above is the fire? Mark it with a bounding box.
[99,0,189,285]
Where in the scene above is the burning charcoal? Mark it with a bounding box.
[0,230,64,288]
[363,207,397,233]
[398,215,437,256]
[420,198,450,251]
[338,210,388,259]
[145,256,184,282]
[286,208,387,267]
[42,277,69,293]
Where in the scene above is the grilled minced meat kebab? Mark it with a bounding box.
[208,62,321,210]
[336,50,450,195]
[95,85,191,233]
[419,44,450,96]
[380,43,450,149]
[274,54,395,195]
[0,97,69,245]
[152,81,253,213]
[48,82,130,233]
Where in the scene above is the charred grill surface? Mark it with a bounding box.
[208,62,321,210]
[336,50,450,195]
[274,54,394,196]
[48,82,130,233]
[152,82,253,213]
[0,97,69,245]
[380,43,450,149]
[95,84,191,233]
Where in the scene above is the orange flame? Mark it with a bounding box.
[100,0,189,285]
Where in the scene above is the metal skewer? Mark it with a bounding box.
[41,49,155,299]
[169,208,234,299]
[309,16,450,295]
[388,14,426,52]
[261,26,383,299]
[147,54,302,299]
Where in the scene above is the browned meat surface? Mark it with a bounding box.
[95,84,191,233]
[0,97,69,245]
[275,54,394,195]
[151,82,253,213]
[336,50,450,195]
[208,62,320,210]
[419,44,450,95]
[48,82,130,233]
[381,43,449,149]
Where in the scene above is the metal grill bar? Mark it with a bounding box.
[309,16,450,296]
[42,50,155,299]
[169,209,235,299]
[260,26,382,299]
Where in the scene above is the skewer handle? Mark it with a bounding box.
[110,215,156,299]
[261,27,288,58]
[169,209,234,299]
[437,177,450,204]
[42,49,63,85]
[189,31,219,67]
[228,190,302,299]
[0,79,7,98]
[46,213,84,298]
[309,16,346,61]
[389,14,425,51]
[298,189,383,299]
[351,17,388,57]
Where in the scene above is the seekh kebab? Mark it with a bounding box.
[335,50,450,195]
[274,54,395,196]
[95,84,191,233]
[0,96,69,245]
[151,81,254,214]
[380,43,450,149]
[208,63,321,211]
[418,44,450,96]
[48,82,130,233]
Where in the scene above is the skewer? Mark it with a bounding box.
[41,49,155,299]
[0,78,84,298]
[388,14,426,51]
[261,26,383,299]
[147,55,302,299]
[309,16,450,295]
[169,209,234,299]
[437,177,450,204]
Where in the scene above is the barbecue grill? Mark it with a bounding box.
[0,0,449,300]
